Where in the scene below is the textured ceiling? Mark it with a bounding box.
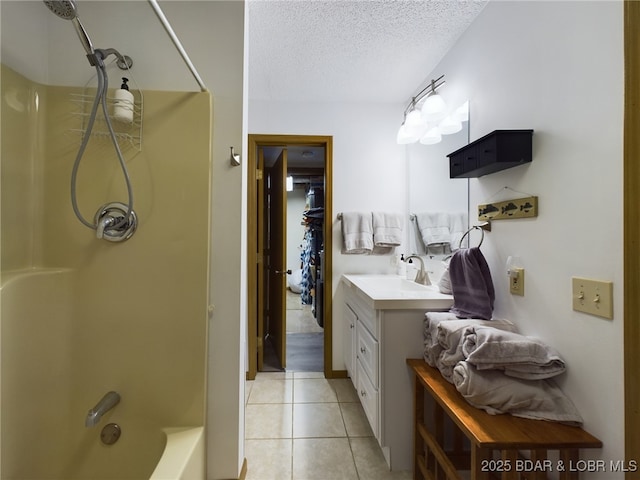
[248,0,488,104]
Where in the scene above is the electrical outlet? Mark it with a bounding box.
[510,268,524,296]
[572,277,613,319]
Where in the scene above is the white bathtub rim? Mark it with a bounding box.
[149,426,205,480]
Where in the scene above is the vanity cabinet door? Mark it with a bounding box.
[343,303,358,383]
[356,358,379,438]
[356,320,379,388]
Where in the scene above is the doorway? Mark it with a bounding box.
[247,135,334,380]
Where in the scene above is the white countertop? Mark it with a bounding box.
[341,274,454,310]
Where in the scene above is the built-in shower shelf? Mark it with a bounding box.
[69,91,143,152]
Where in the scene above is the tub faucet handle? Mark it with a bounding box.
[96,215,116,239]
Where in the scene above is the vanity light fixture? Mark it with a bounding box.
[420,127,442,145]
[396,75,468,146]
[421,80,447,121]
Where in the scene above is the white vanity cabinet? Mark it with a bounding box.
[341,274,454,472]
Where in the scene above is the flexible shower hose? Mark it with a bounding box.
[70,54,134,231]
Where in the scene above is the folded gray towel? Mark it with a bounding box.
[437,320,517,381]
[452,361,583,426]
[423,312,459,367]
[462,327,566,380]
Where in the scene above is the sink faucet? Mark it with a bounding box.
[85,391,120,427]
[405,255,431,286]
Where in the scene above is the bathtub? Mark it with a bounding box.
[1,269,206,480]
[150,427,205,480]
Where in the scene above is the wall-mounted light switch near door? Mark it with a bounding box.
[572,277,613,319]
[510,268,524,295]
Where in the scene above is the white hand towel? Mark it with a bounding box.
[448,212,468,251]
[341,212,373,254]
[415,212,451,246]
[372,212,404,247]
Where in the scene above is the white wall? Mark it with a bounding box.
[249,99,408,368]
[431,1,624,474]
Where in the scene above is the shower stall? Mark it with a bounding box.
[1,2,213,478]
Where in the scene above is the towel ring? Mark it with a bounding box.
[458,222,491,249]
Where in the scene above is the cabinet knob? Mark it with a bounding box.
[350,323,354,329]
[360,347,366,354]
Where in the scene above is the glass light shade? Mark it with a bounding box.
[397,123,419,144]
[421,94,447,120]
[439,115,462,135]
[420,127,442,145]
[405,109,424,127]
[453,101,469,123]
[286,176,293,191]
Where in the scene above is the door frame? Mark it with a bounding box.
[624,0,639,473]
[247,134,334,380]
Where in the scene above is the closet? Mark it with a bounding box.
[300,184,324,326]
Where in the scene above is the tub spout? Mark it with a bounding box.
[85,391,120,427]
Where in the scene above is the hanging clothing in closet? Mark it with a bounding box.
[300,206,324,308]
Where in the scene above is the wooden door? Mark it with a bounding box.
[256,148,266,371]
[267,149,288,368]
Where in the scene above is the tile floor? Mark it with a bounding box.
[244,371,412,480]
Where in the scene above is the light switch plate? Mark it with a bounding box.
[510,268,525,296]
[572,277,613,319]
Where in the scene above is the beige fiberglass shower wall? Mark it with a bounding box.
[1,59,211,478]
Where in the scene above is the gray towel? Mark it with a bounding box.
[452,361,583,426]
[448,247,495,320]
[462,327,566,380]
[423,312,459,366]
[436,319,517,382]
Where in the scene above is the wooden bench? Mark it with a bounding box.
[407,359,602,480]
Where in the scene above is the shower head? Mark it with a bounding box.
[43,0,96,60]
[43,0,78,19]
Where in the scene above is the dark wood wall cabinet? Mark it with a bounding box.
[448,129,534,178]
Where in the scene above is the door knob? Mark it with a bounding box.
[275,269,292,275]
